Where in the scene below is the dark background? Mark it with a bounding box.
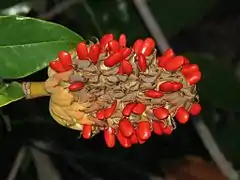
[0,0,240,179]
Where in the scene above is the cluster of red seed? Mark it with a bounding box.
[49,33,202,148]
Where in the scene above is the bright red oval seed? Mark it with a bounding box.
[132,103,146,114]
[137,54,147,72]
[130,130,138,144]
[181,64,199,75]
[68,82,84,91]
[175,107,190,124]
[89,44,100,64]
[163,48,174,58]
[122,103,136,116]
[117,130,132,148]
[157,56,171,68]
[185,71,202,85]
[138,121,151,140]
[104,100,117,118]
[171,82,183,91]
[164,56,185,71]
[153,107,169,120]
[145,90,164,98]
[58,51,72,70]
[49,61,66,73]
[96,110,105,120]
[122,59,133,75]
[100,33,114,51]
[108,40,121,53]
[133,39,144,54]
[189,103,202,116]
[121,48,132,59]
[104,127,115,148]
[104,52,123,67]
[119,33,127,47]
[82,125,92,139]
[76,42,89,60]
[119,118,134,137]
[140,38,155,56]
[159,82,174,92]
[153,121,163,135]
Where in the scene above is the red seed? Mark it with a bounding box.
[171,82,183,91]
[119,33,127,47]
[68,82,84,91]
[189,103,202,116]
[116,130,132,148]
[119,118,134,137]
[122,103,136,116]
[162,126,173,135]
[138,121,151,140]
[145,90,164,98]
[181,64,199,75]
[49,61,66,73]
[185,71,202,85]
[117,66,123,75]
[100,33,114,51]
[58,51,72,70]
[137,54,147,72]
[163,48,174,58]
[159,82,174,92]
[130,130,138,144]
[153,121,163,135]
[76,42,89,60]
[104,100,117,119]
[104,127,115,148]
[122,59,133,75]
[175,107,190,124]
[82,125,92,139]
[89,44,100,64]
[121,48,132,59]
[153,107,169,120]
[96,110,105,120]
[135,129,146,144]
[133,39,144,54]
[140,38,155,56]
[157,56,170,68]
[183,57,190,64]
[108,40,121,53]
[164,56,185,71]
[104,52,123,67]
[132,103,146,114]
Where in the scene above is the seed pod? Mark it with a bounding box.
[153,107,169,120]
[104,52,123,67]
[159,82,174,92]
[139,38,155,56]
[119,118,134,137]
[76,42,89,60]
[181,64,199,75]
[96,110,105,120]
[157,56,170,68]
[145,90,164,98]
[137,121,151,140]
[164,56,185,71]
[116,130,132,148]
[108,40,121,53]
[68,82,84,91]
[100,33,114,51]
[137,54,147,72]
[82,125,92,139]
[89,44,100,64]
[49,61,66,73]
[58,51,72,70]
[104,100,117,118]
[122,59,133,75]
[130,130,138,144]
[122,103,136,116]
[153,121,163,135]
[119,33,127,47]
[104,127,115,148]
[171,82,183,91]
[121,48,132,59]
[175,107,190,124]
[133,39,144,54]
[163,48,174,58]
[185,71,202,85]
[189,102,202,116]
[132,103,146,114]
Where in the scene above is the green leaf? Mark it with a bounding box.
[0,81,24,107]
[0,16,83,79]
[184,53,240,112]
